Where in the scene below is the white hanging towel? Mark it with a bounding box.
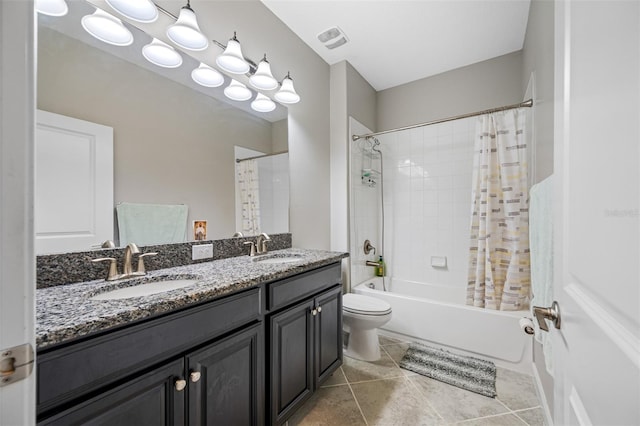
[529,175,554,376]
[117,202,188,247]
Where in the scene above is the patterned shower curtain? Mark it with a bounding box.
[467,109,531,311]
[237,159,261,235]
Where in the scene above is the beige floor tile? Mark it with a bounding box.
[409,374,509,423]
[514,407,546,426]
[287,385,366,426]
[342,352,405,383]
[381,343,409,363]
[495,368,540,411]
[351,377,443,426]
[320,367,348,387]
[455,413,528,425]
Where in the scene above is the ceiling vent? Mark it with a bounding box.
[316,26,348,50]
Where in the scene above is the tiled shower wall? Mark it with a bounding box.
[350,117,476,290]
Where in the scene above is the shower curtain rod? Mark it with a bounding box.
[351,98,533,141]
[235,150,288,163]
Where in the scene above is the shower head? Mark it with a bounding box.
[366,136,380,147]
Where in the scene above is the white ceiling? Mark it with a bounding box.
[261,0,531,91]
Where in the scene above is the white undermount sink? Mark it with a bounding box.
[91,278,199,301]
[252,254,304,264]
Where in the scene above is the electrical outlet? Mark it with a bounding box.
[192,244,213,260]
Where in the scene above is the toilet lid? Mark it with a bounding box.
[343,293,392,316]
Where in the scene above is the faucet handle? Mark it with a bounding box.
[91,257,120,281]
[136,252,158,274]
[259,239,269,254]
[243,241,257,257]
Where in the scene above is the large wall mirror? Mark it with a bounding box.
[36,1,289,254]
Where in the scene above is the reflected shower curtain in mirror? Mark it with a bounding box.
[467,109,530,311]
[237,159,261,235]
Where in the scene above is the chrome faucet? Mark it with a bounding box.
[91,242,157,281]
[256,232,271,254]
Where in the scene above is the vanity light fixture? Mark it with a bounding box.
[216,32,250,75]
[142,38,183,68]
[224,79,252,102]
[251,93,276,113]
[35,0,68,16]
[81,7,133,46]
[105,0,158,23]
[166,0,208,51]
[274,72,300,104]
[191,63,224,87]
[249,55,278,91]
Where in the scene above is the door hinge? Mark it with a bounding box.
[0,343,34,387]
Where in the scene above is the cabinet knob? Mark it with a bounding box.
[311,308,318,316]
[317,306,322,313]
[190,371,201,383]
[175,379,187,391]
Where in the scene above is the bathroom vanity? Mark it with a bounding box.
[35,249,347,425]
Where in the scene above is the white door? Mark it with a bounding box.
[35,110,114,254]
[553,1,639,424]
[0,1,36,425]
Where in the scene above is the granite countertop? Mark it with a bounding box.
[36,248,348,350]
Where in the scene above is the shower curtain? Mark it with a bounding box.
[237,159,261,235]
[467,109,530,311]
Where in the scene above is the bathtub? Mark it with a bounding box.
[354,277,532,372]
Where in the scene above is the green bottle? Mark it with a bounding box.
[376,255,386,277]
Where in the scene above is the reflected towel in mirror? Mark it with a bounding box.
[116,202,188,247]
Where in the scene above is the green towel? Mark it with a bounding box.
[117,202,188,247]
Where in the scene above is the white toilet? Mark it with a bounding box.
[342,293,392,361]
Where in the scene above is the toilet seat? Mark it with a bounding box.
[343,293,392,316]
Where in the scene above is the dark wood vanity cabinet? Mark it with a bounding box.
[268,264,343,425]
[36,261,343,426]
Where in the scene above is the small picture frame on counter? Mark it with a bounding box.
[194,220,207,241]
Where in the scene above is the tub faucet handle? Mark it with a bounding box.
[364,239,376,255]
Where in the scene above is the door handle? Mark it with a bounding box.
[533,301,561,332]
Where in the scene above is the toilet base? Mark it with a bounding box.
[344,328,381,361]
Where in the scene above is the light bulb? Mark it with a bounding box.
[35,0,68,16]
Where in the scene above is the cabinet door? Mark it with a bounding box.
[314,286,343,386]
[38,359,185,426]
[187,323,264,426]
[270,299,314,425]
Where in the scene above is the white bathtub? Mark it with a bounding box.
[354,277,532,373]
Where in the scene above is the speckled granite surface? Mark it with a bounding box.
[36,248,348,350]
[37,233,292,288]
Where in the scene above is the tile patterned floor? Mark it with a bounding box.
[287,335,545,426]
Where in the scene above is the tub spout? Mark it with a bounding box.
[366,261,379,267]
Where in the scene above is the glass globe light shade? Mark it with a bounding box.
[249,55,278,91]
[274,73,300,104]
[192,63,224,88]
[35,0,68,16]
[81,8,133,46]
[216,33,250,74]
[105,0,158,23]
[166,4,208,51]
[251,93,276,113]
[224,79,252,101]
[142,38,183,68]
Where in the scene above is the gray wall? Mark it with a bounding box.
[377,51,524,130]
[522,0,555,414]
[38,28,273,241]
[523,0,555,183]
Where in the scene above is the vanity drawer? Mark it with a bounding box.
[37,287,261,414]
[266,263,341,312]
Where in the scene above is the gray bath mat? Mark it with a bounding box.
[399,343,497,398]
